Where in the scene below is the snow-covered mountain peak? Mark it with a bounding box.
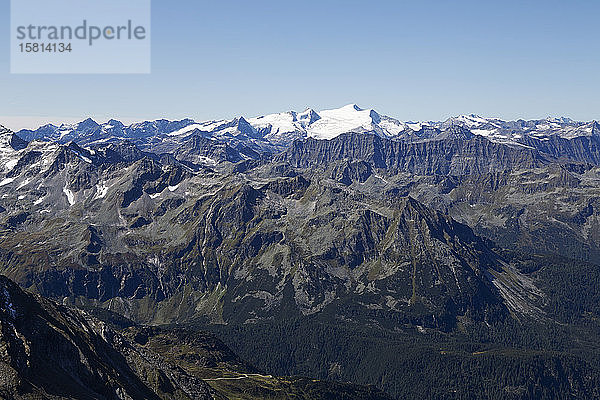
[296,108,321,125]
[447,114,493,127]
[308,104,379,140]
[250,111,301,131]
[308,104,408,140]
[545,116,575,124]
[248,109,318,145]
[0,127,29,173]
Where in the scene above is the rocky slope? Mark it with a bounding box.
[0,274,213,400]
[274,132,600,265]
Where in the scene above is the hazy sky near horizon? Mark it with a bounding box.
[1,0,599,129]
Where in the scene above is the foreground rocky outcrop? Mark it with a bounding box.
[0,274,213,399]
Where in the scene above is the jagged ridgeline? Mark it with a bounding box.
[2,106,600,399]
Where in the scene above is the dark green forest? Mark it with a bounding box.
[191,251,600,399]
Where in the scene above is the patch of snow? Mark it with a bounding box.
[0,178,15,186]
[70,149,92,164]
[373,174,389,184]
[5,159,18,171]
[95,184,109,199]
[196,156,217,166]
[471,129,496,137]
[167,124,204,136]
[195,120,229,132]
[63,185,75,205]
[510,142,536,149]
[249,111,302,134]
[456,115,489,127]
[58,129,73,139]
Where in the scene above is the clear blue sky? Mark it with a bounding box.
[1,0,599,128]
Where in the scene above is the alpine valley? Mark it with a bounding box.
[2,105,600,399]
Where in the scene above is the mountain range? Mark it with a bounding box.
[15,104,600,154]
[3,105,600,399]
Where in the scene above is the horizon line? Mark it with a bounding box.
[1,106,598,131]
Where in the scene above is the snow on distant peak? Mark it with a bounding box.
[296,108,320,125]
[249,108,320,134]
[0,127,27,172]
[249,111,302,134]
[12,106,600,158]
[304,104,406,140]
[451,114,491,127]
[307,104,379,140]
[167,124,205,137]
[545,116,575,124]
[244,108,319,145]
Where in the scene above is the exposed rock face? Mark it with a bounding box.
[277,133,549,175]
[173,134,244,167]
[271,132,600,266]
[261,175,311,197]
[520,135,600,165]
[8,118,600,329]
[8,134,28,152]
[329,160,373,185]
